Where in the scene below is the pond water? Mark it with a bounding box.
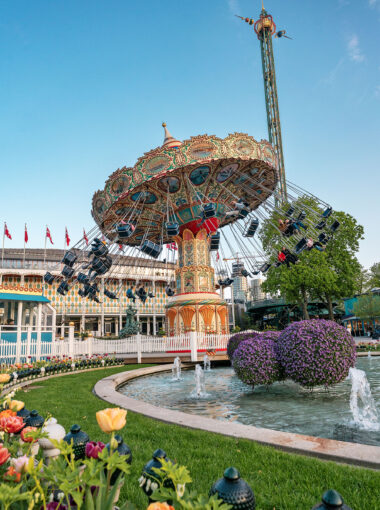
[119,358,380,446]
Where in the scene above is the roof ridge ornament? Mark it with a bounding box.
[162,122,181,149]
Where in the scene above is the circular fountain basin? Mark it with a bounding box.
[119,358,380,447]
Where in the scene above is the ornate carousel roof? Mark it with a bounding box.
[91,127,279,246]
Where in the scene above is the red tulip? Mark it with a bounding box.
[0,444,10,465]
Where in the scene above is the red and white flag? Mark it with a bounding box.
[65,227,70,247]
[118,244,124,252]
[166,242,177,251]
[216,252,220,261]
[83,229,88,245]
[46,226,54,245]
[24,224,28,244]
[4,223,12,240]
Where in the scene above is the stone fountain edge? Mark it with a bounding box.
[93,364,380,470]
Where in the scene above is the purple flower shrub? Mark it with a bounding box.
[227,331,261,360]
[277,319,356,388]
[232,332,283,387]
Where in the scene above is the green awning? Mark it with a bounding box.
[0,293,50,303]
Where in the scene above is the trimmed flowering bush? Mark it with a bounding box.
[232,332,283,387]
[277,319,356,388]
[227,331,261,360]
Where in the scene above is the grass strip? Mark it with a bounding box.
[18,365,380,509]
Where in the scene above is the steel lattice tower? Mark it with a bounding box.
[253,8,287,201]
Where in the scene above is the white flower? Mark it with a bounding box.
[176,483,185,498]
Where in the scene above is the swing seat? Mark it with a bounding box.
[294,237,307,254]
[61,251,77,267]
[285,206,295,217]
[57,281,69,296]
[91,256,112,275]
[86,284,98,297]
[318,233,327,244]
[140,240,163,259]
[330,220,340,232]
[237,207,250,219]
[252,270,260,276]
[166,222,179,236]
[241,269,250,277]
[126,289,136,299]
[61,265,75,279]
[104,289,118,300]
[322,207,332,218]
[77,272,90,284]
[78,287,89,297]
[209,232,220,251]
[202,203,216,219]
[315,220,326,230]
[44,272,55,285]
[91,239,109,257]
[259,263,271,274]
[148,292,155,298]
[165,286,175,297]
[243,219,259,237]
[297,211,306,221]
[117,224,134,239]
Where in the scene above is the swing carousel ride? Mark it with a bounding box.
[43,7,340,335]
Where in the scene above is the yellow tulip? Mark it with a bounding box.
[9,400,25,412]
[0,374,10,383]
[96,408,127,433]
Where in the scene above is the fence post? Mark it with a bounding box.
[36,303,42,361]
[88,337,93,358]
[136,333,142,364]
[68,323,75,359]
[26,326,32,360]
[190,331,198,362]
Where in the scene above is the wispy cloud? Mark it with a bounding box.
[228,0,240,15]
[369,0,379,7]
[320,58,345,86]
[347,34,365,63]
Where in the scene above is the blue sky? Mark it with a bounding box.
[0,0,379,267]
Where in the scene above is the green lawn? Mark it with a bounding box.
[17,365,380,510]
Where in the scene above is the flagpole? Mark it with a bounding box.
[23,224,26,269]
[43,226,47,270]
[1,223,5,269]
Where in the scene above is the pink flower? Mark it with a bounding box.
[11,455,29,473]
[85,441,105,459]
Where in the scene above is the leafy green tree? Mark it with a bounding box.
[367,262,380,290]
[260,197,364,320]
[353,294,380,324]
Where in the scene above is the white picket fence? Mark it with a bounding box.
[0,325,232,365]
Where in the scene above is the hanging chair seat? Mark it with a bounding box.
[241,269,250,277]
[117,224,135,239]
[243,219,259,237]
[202,203,216,219]
[322,207,332,218]
[44,272,55,285]
[294,237,307,254]
[285,206,295,217]
[140,240,163,259]
[61,251,77,267]
[330,220,340,232]
[166,222,180,236]
[259,263,271,274]
[237,207,250,219]
[57,281,69,296]
[104,289,118,300]
[61,265,75,279]
[165,286,175,297]
[209,232,220,251]
[315,220,326,230]
[91,239,109,257]
[297,211,306,221]
[91,256,112,275]
[77,272,90,284]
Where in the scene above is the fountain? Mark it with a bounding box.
[194,364,206,398]
[172,356,181,381]
[348,367,380,431]
[368,351,372,359]
[203,354,211,371]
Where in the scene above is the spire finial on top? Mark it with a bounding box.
[161,123,182,149]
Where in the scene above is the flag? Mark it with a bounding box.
[46,226,54,244]
[24,224,28,244]
[166,242,177,251]
[216,252,220,261]
[83,229,88,245]
[65,227,70,247]
[119,244,124,252]
[4,223,12,240]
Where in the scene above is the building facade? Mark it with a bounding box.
[0,249,175,335]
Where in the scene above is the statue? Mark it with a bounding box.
[119,305,140,338]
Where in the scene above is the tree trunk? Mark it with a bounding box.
[300,286,310,320]
[325,293,335,321]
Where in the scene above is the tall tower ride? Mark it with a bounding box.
[237,6,288,201]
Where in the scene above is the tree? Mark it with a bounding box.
[259,196,364,320]
[353,294,380,324]
[367,262,380,290]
